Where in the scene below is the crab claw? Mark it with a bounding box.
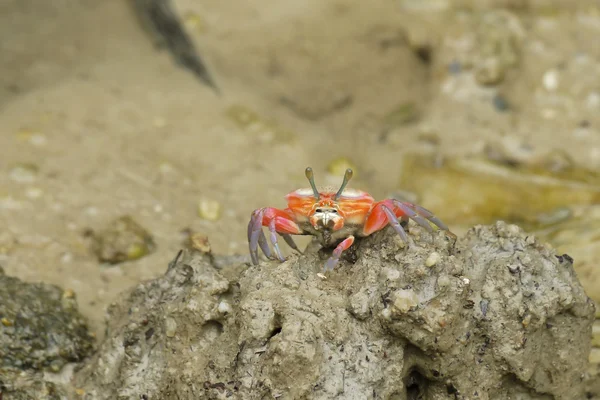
[248,209,272,265]
[248,208,303,265]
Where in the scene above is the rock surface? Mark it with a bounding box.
[75,222,594,399]
[0,266,95,399]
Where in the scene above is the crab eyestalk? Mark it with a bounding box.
[305,167,320,199]
[334,168,353,200]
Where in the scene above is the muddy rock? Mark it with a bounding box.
[88,215,156,264]
[0,266,95,399]
[75,222,594,399]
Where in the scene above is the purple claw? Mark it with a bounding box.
[258,229,272,259]
[248,209,264,265]
[268,219,285,262]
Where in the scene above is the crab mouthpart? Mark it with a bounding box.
[318,214,336,230]
[311,209,343,231]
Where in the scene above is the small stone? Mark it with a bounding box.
[492,94,510,112]
[590,348,600,365]
[1,317,13,327]
[425,252,441,267]
[392,289,419,313]
[586,91,600,109]
[348,290,370,320]
[381,307,392,320]
[592,321,600,347]
[475,58,505,86]
[29,133,47,146]
[9,163,38,183]
[158,161,176,174]
[437,275,451,289]
[165,317,177,337]
[543,69,559,91]
[25,187,43,199]
[198,199,221,221]
[384,268,400,281]
[218,301,232,315]
[188,233,212,253]
[89,216,156,264]
[183,11,206,34]
[62,289,75,299]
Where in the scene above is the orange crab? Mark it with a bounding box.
[248,167,454,271]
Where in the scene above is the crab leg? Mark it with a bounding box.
[248,207,303,265]
[392,200,448,232]
[363,199,454,243]
[324,235,355,272]
[381,205,410,243]
[281,233,302,254]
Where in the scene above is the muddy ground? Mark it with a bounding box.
[1,0,600,386]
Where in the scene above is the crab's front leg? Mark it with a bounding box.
[248,207,303,265]
[324,235,355,272]
[362,199,455,243]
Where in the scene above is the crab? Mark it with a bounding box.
[248,167,455,272]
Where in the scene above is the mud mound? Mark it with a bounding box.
[75,222,594,399]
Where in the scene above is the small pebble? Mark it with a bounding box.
[381,307,392,320]
[188,233,212,253]
[25,187,43,199]
[29,133,47,146]
[447,60,462,74]
[392,289,419,313]
[475,59,504,86]
[590,348,600,365]
[165,317,177,337]
[492,94,510,112]
[217,301,232,314]
[385,268,400,281]
[507,224,521,236]
[425,252,441,267]
[198,199,222,221]
[437,275,451,288]
[9,163,38,183]
[543,69,559,91]
[586,91,600,109]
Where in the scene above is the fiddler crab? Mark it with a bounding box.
[248,167,455,272]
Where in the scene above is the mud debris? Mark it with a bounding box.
[0,267,95,399]
[87,215,156,264]
[74,222,594,399]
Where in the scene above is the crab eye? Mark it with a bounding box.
[331,209,338,213]
[315,208,323,213]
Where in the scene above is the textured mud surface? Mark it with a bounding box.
[74,222,594,399]
[0,266,95,399]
